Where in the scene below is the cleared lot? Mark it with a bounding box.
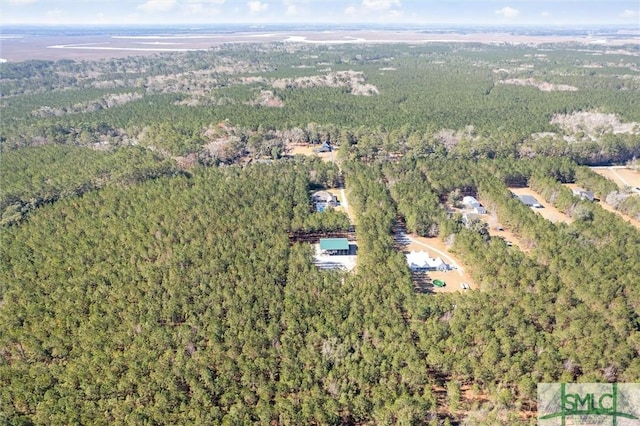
[509,187,574,225]
[287,144,335,163]
[591,167,640,190]
[482,212,532,253]
[400,234,476,293]
[312,243,356,271]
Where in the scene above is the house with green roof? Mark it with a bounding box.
[319,238,350,256]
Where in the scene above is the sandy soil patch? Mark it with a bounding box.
[479,211,532,253]
[402,234,476,293]
[591,167,640,189]
[592,168,626,188]
[509,187,574,225]
[287,144,336,163]
[614,168,640,188]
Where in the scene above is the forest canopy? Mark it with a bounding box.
[1,39,639,424]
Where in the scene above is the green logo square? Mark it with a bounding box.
[538,383,640,425]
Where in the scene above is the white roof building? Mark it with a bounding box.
[406,250,449,271]
[462,196,480,208]
[462,196,486,214]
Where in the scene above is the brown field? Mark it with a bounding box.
[287,144,335,163]
[615,168,640,188]
[509,187,574,225]
[404,235,476,293]
[591,167,640,190]
[2,30,639,62]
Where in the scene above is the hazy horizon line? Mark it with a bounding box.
[3,22,638,29]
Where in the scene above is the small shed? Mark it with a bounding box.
[517,194,543,208]
[319,238,350,256]
[572,188,595,201]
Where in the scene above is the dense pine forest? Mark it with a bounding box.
[1,40,639,424]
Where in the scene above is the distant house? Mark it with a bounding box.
[312,190,338,211]
[319,238,350,256]
[462,196,486,214]
[314,141,332,153]
[406,250,448,271]
[572,188,595,201]
[516,194,543,208]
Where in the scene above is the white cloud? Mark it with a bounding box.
[345,0,402,18]
[182,4,222,16]
[138,0,177,12]
[182,3,203,14]
[6,0,38,4]
[387,9,403,19]
[178,0,225,16]
[283,0,308,16]
[495,6,520,18]
[620,9,638,18]
[362,0,401,11]
[248,1,268,13]
[541,11,551,17]
[45,9,63,20]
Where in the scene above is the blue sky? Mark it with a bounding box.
[2,0,639,26]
